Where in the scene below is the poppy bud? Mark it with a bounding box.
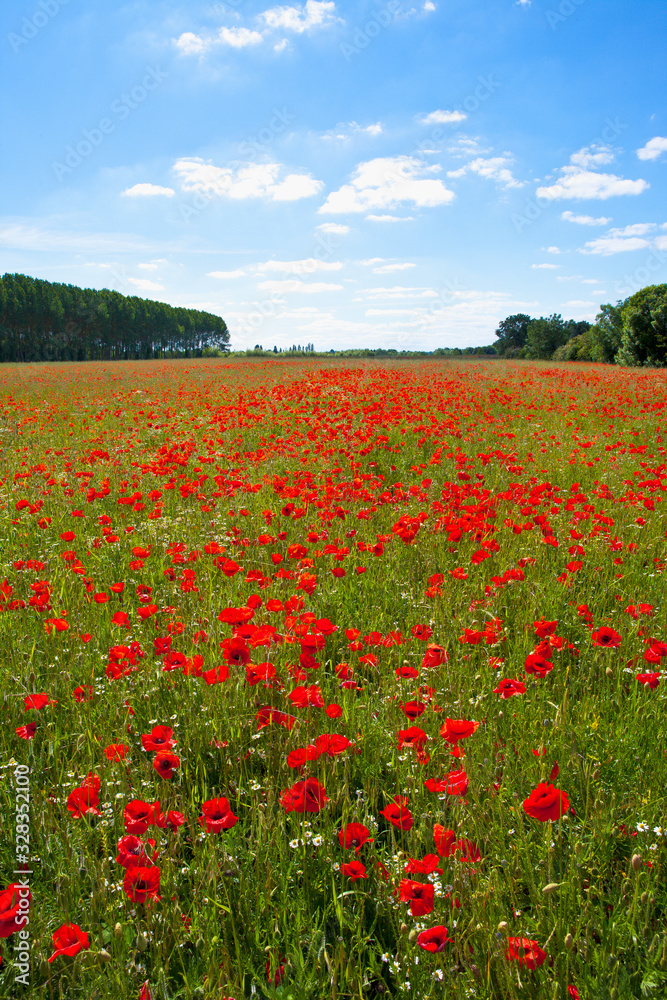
[400,923,408,935]
[114,923,123,938]
[498,711,503,719]
[542,883,560,894]
[497,921,508,932]
[564,933,574,950]
[605,666,613,678]
[641,892,648,905]
[97,950,112,963]
[136,933,148,952]
[632,854,642,871]
[408,930,418,943]
[39,959,50,977]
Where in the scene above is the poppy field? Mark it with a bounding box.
[0,357,666,1000]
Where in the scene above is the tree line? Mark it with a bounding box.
[493,284,667,366]
[0,273,229,362]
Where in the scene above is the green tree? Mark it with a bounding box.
[493,313,532,355]
[615,284,667,367]
[524,314,568,360]
[588,303,623,363]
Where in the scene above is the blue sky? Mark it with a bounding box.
[1,0,666,350]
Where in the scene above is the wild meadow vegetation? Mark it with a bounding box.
[0,357,665,1000]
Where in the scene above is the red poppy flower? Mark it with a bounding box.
[397,726,428,752]
[524,652,554,677]
[116,835,157,869]
[411,624,433,641]
[404,854,442,875]
[48,923,89,962]
[400,701,425,720]
[591,626,621,648]
[636,672,660,689]
[534,619,557,638]
[505,936,547,969]
[342,860,368,879]
[67,775,101,819]
[16,723,37,739]
[218,606,254,625]
[314,733,352,757]
[287,746,321,769]
[493,678,526,698]
[433,825,456,857]
[421,644,448,668]
[522,782,570,822]
[339,823,373,852]
[440,718,479,744]
[141,726,177,752]
[124,799,156,834]
[280,778,329,813]
[72,685,93,702]
[153,752,180,780]
[255,707,296,730]
[24,693,56,711]
[246,662,276,686]
[417,925,449,952]
[198,797,239,832]
[123,865,161,903]
[399,879,435,916]
[381,798,413,831]
[325,703,343,718]
[220,637,252,666]
[0,884,30,937]
[105,743,129,762]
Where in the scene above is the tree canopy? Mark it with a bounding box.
[0,273,229,362]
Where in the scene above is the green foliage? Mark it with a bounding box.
[589,303,624,363]
[0,273,229,362]
[615,284,667,367]
[524,314,569,360]
[493,314,531,356]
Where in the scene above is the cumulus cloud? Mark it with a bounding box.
[580,235,650,255]
[537,167,649,201]
[208,269,247,279]
[316,222,350,234]
[127,278,165,293]
[218,26,264,47]
[357,286,439,300]
[122,183,175,198]
[318,156,454,214]
[365,214,414,222]
[447,156,523,189]
[173,158,323,201]
[255,258,343,274]
[418,110,467,125]
[637,136,667,161]
[569,144,615,169]
[372,263,417,274]
[531,263,559,269]
[322,121,383,140]
[562,210,612,225]
[261,0,341,33]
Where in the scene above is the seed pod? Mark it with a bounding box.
[497,921,508,932]
[408,930,418,943]
[114,922,123,938]
[400,923,408,935]
[542,883,560,894]
[632,854,642,871]
[97,950,112,963]
[605,666,613,678]
[136,933,148,952]
[564,933,574,950]
[641,891,648,905]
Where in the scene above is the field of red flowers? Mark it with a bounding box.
[0,357,666,1000]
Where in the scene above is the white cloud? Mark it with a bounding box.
[360,258,385,266]
[418,110,467,126]
[580,235,650,255]
[423,1,436,10]
[365,308,423,316]
[256,258,343,274]
[562,210,612,225]
[581,279,600,284]
[372,262,417,273]
[257,279,344,293]
[537,167,649,201]
[127,278,165,293]
[319,156,454,214]
[637,136,667,161]
[531,263,559,269]
[317,222,350,234]
[655,235,667,251]
[122,183,175,198]
[365,214,415,222]
[173,157,323,201]
[0,222,156,253]
[175,32,208,55]
[218,26,264,47]
[208,269,247,279]
[569,144,615,169]
[516,0,531,5]
[561,300,597,309]
[274,39,289,52]
[322,121,383,140]
[608,222,656,236]
[261,0,341,33]
[545,246,561,253]
[447,156,523,189]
